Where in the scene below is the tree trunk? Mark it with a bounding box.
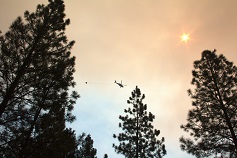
[136,104,139,158]
[18,107,42,158]
[209,63,237,150]
[0,52,32,117]
[215,84,237,150]
[18,86,50,158]
[0,36,40,117]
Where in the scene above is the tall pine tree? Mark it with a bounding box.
[180,50,237,157]
[0,0,79,157]
[113,86,166,158]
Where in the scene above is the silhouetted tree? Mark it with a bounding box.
[180,50,237,158]
[28,127,78,158]
[103,154,108,158]
[0,0,79,157]
[113,86,166,158]
[76,133,97,158]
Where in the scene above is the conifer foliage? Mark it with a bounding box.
[180,50,237,157]
[76,133,97,158]
[0,0,79,157]
[113,86,166,158]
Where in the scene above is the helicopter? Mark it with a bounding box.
[114,80,126,88]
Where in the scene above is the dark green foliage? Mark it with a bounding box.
[180,50,237,158]
[113,86,166,158]
[0,0,79,157]
[103,154,108,158]
[26,127,78,158]
[76,133,97,158]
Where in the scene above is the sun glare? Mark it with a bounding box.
[181,33,190,42]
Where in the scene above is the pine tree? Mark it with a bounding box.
[76,133,97,158]
[180,50,237,157]
[0,0,79,157]
[113,86,166,158]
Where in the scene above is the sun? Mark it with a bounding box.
[180,33,190,42]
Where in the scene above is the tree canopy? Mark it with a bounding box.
[76,133,98,158]
[180,50,237,157]
[0,0,79,157]
[113,86,166,158]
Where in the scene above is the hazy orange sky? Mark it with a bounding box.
[1,0,237,157]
